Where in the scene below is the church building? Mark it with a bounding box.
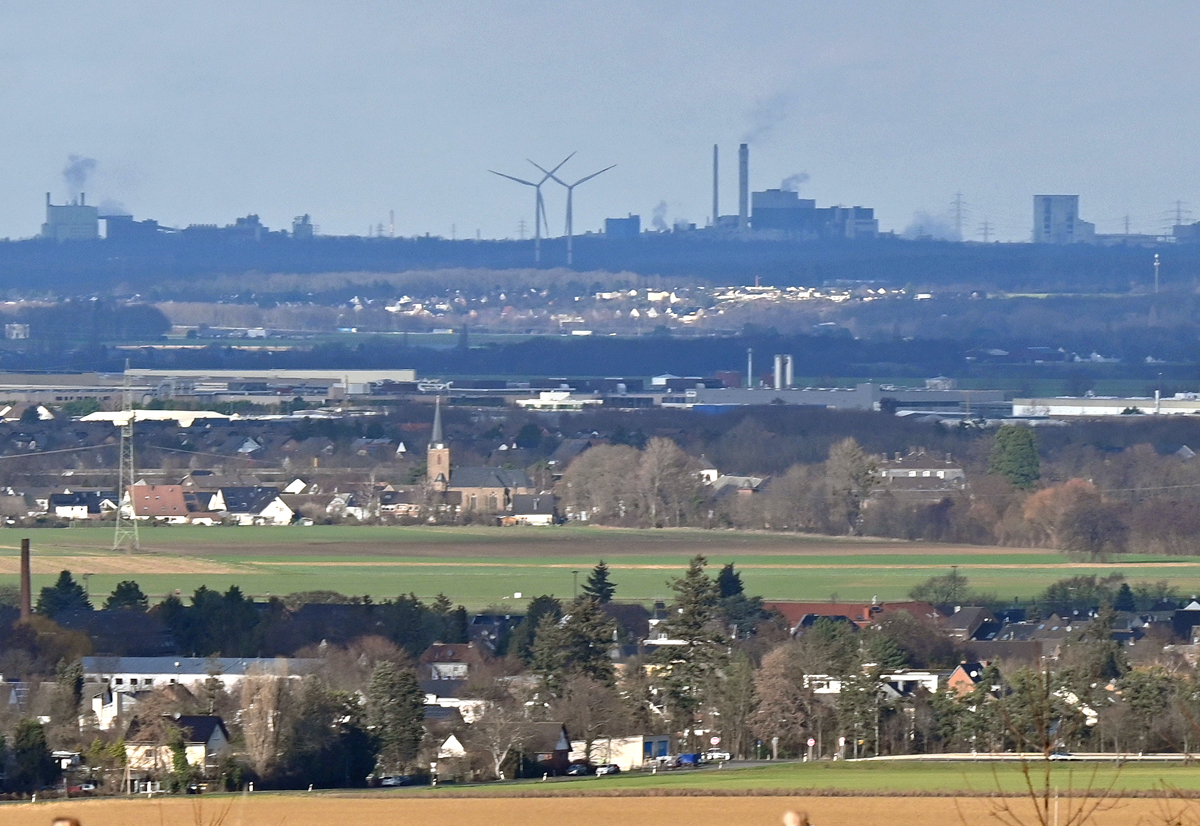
[427,398,535,513]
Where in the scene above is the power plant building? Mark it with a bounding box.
[750,189,878,239]
[605,215,641,239]
[1033,195,1095,244]
[41,193,99,241]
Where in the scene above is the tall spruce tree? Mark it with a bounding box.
[656,555,728,745]
[581,560,617,603]
[366,661,425,775]
[989,424,1040,489]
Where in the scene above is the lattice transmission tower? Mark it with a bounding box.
[113,364,139,552]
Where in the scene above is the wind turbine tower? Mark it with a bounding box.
[490,153,574,264]
[533,160,615,266]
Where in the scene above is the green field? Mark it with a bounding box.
[2,525,1199,608]
[406,759,1200,795]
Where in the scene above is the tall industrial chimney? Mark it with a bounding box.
[738,143,749,231]
[19,537,31,622]
[712,144,719,228]
[746,347,754,388]
[773,354,784,390]
[785,355,794,389]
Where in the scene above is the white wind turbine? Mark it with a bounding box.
[531,160,615,266]
[490,153,574,264]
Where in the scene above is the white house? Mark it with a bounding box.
[210,486,293,525]
[125,715,230,774]
[569,734,671,769]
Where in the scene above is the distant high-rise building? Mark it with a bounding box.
[605,214,641,239]
[1033,195,1095,244]
[41,193,99,242]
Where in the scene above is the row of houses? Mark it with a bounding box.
[17,477,559,527]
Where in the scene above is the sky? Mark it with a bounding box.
[1,2,1198,243]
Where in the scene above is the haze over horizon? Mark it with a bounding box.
[2,2,1197,244]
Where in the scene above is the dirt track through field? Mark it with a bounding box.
[0,554,245,575]
[1,792,1182,826]
[263,559,1200,570]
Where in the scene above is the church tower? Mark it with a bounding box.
[427,396,450,492]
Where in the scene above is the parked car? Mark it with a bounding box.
[704,748,732,762]
[566,763,595,776]
[596,764,621,776]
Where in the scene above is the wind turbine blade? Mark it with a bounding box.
[547,152,576,176]
[572,165,616,187]
[490,170,537,187]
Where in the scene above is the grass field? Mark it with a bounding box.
[2,525,1199,608]
[520,759,1200,795]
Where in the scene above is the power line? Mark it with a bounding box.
[977,220,993,243]
[950,192,969,241]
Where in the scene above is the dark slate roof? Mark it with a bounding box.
[219,486,282,514]
[420,678,469,699]
[49,491,118,513]
[511,494,555,515]
[525,722,570,753]
[423,705,463,725]
[127,714,228,745]
[451,467,532,489]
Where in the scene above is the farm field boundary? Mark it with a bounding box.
[2,525,1198,608]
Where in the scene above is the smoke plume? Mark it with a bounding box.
[98,199,131,217]
[781,173,810,192]
[741,91,793,144]
[62,155,97,198]
[651,201,669,232]
[902,211,960,242]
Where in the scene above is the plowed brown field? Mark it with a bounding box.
[3,793,1189,826]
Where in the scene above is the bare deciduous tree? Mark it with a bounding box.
[240,667,284,778]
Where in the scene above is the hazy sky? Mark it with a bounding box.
[2,2,1197,243]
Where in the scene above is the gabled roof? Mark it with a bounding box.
[511,494,555,515]
[128,485,190,518]
[50,490,118,513]
[217,486,283,514]
[524,722,570,753]
[126,714,229,745]
[420,642,482,664]
[451,467,533,489]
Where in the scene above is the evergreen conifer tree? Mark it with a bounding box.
[581,560,617,603]
[989,425,1041,489]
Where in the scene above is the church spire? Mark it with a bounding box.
[430,396,445,448]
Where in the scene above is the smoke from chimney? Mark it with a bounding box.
[62,155,97,201]
[781,172,810,192]
[651,201,669,232]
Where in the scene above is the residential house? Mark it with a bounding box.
[50,490,118,520]
[568,734,671,769]
[946,661,994,697]
[126,484,192,524]
[874,448,967,503]
[210,486,292,525]
[500,494,557,526]
[125,715,230,775]
[941,607,999,641]
[523,722,572,775]
[766,600,943,635]
[419,642,484,681]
